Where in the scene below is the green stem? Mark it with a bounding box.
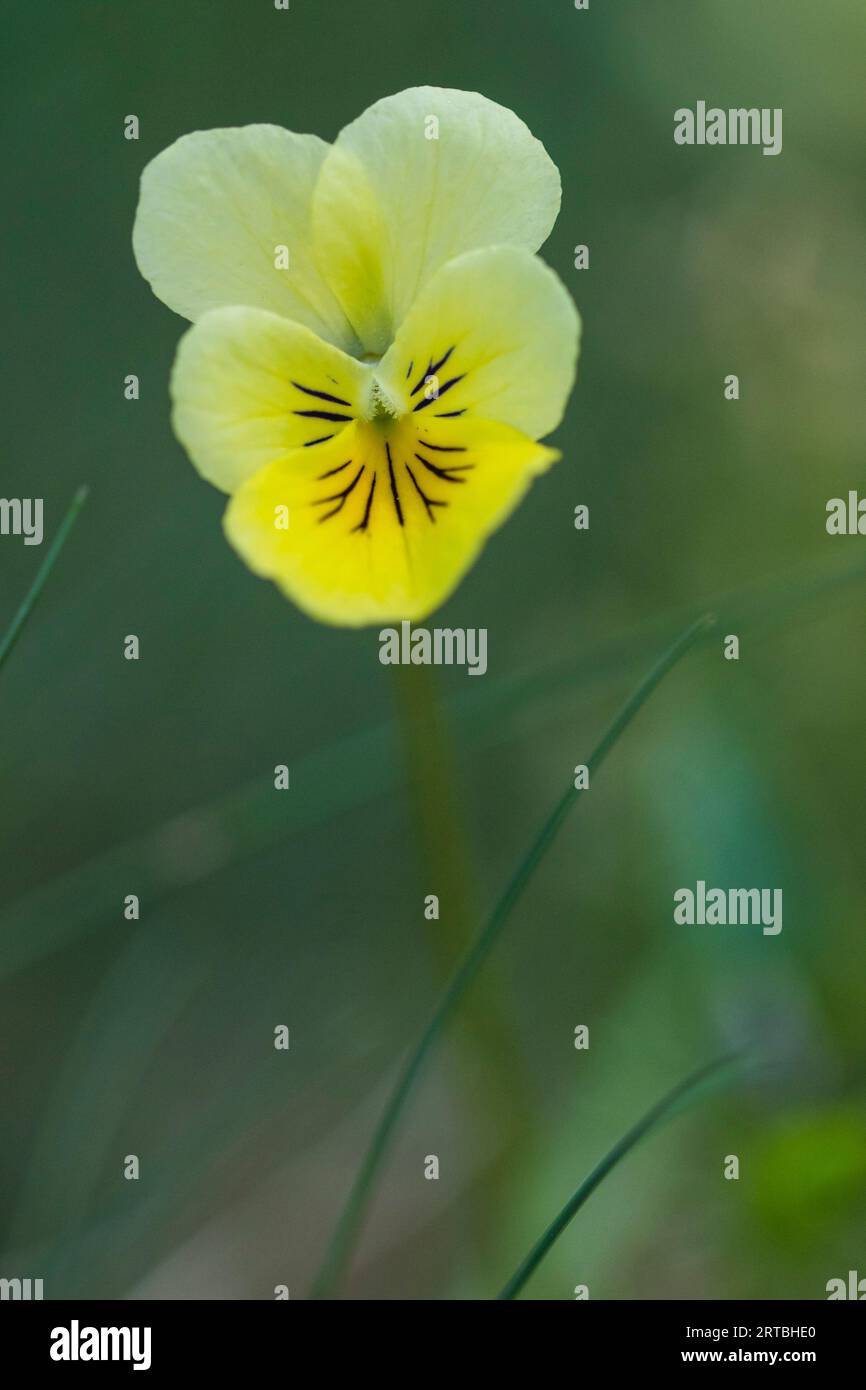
[309,612,715,1298]
[391,661,478,970]
[392,660,536,1286]
[497,1052,740,1300]
[0,486,89,677]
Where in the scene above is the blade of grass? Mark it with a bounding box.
[497,1052,741,1299]
[309,612,716,1299]
[0,485,88,676]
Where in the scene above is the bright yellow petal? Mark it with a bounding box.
[170,307,375,493]
[312,87,562,353]
[133,125,357,351]
[375,246,580,440]
[223,415,558,627]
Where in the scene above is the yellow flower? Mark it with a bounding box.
[133,88,580,626]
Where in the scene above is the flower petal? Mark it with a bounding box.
[170,306,375,494]
[223,416,558,627]
[133,125,357,350]
[376,246,580,440]
[312,88,562,352]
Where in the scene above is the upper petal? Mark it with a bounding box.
[312,87,562,353]
[133,125,357,351]
[376,245,581,440]
[170,306,375,493]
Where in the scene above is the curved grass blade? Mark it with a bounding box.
[0,485,88,677]
[497,1053,741,1300]
[309,612,715,1299]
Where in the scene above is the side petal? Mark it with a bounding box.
[170,307,375,494]
[376,246,580,440]
[223,416,558,627]
[133,125,357,351]
[312,87,562,352]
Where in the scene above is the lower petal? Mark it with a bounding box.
[223,416,558,627]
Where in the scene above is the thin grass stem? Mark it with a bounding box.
[497,1052,741,1299]
[0,486,89,677]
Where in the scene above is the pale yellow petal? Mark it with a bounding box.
[376,246,580,440]
[170,307,375,493]
[133,125,357,350]
[312,87,562,352]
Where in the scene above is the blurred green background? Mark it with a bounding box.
[2,0,865,1299]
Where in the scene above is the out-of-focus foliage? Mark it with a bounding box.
[1,0,864,1299]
